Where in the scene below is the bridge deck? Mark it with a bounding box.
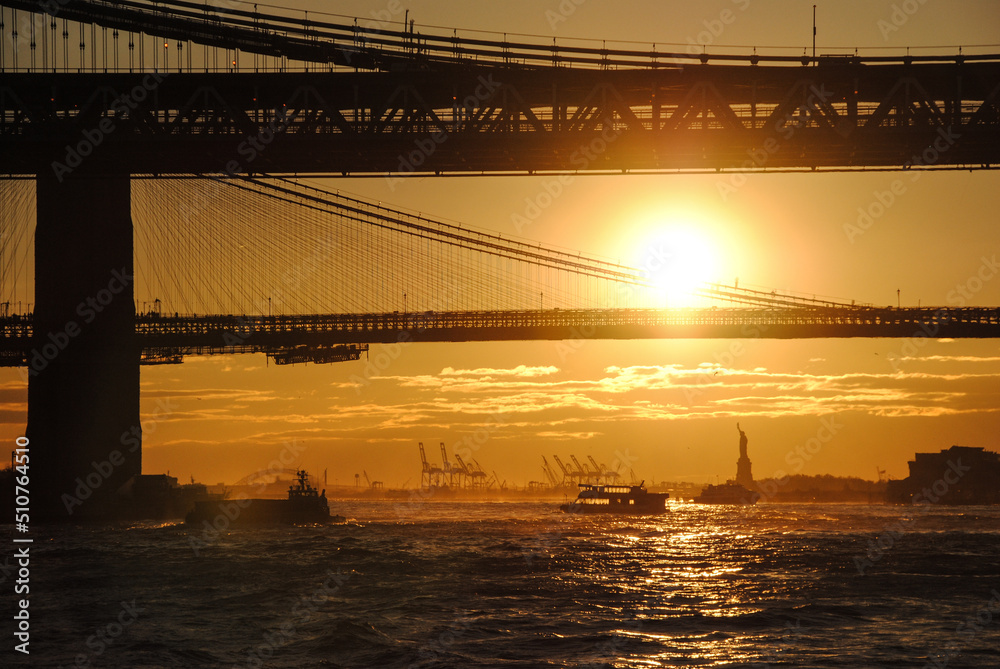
[3,307,999,366]
[2,62,999,174]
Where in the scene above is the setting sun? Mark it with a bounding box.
[633,222,722,307]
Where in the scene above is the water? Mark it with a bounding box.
[6,502,1000,668]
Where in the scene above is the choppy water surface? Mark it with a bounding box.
[8,502,1000,667]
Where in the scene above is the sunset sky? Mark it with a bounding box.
[3,0,1000,489]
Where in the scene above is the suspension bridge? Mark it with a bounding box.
[4,175,998,367]
[1,0,999,520]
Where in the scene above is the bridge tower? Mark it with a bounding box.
[27,172,140,521]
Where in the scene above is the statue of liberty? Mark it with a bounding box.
[735,422,753,488]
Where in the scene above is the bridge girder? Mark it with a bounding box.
[3,308,1000,369]
[1,63,998,175]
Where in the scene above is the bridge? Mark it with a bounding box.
[2,302,999,375]
[1,0,999,520]
[1,0,999,175]
[3,305,1000,365]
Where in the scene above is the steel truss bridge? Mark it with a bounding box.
[1,0,999,175]
[5,174,1000,370]
[4,305,1000,370]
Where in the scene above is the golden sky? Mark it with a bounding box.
[3,0,1000,488]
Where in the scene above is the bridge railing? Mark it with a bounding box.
[1,0,998,74]
[3,307,1000,368]
[3,305,1000,338]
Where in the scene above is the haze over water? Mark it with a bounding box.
[8,502,1000,668]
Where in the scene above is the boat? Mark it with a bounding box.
[185,469,344,525]
[693,482,757,505]
[560,482,669,514]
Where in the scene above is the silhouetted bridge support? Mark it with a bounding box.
[28,173,140,521]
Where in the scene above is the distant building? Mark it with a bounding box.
[119,474,224,519]
[886,446,1000,505]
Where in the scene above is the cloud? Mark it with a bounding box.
[535,431,599,440]
[897,355,1000,364]
[9,352,998,475]
[439,365,560,377]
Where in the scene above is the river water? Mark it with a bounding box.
[5,501,1000,668]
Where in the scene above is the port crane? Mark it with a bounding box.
[418,442,444,488]
[551,455,572,484]
[570,455,594,483]
[588,455,621,484]
[552,455,583,483]
[541,456,562,487]
[416,442,494,490]
[363,470,384,491]
[452,450,478,488]
[440,442,457,487]
[587,455,603,479]
[471,459,491,489]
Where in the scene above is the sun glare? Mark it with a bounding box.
[634,223,721,308]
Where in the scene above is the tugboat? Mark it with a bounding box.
[693,482,757,505]
[185,469,343,525]
[560,482,669,514]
